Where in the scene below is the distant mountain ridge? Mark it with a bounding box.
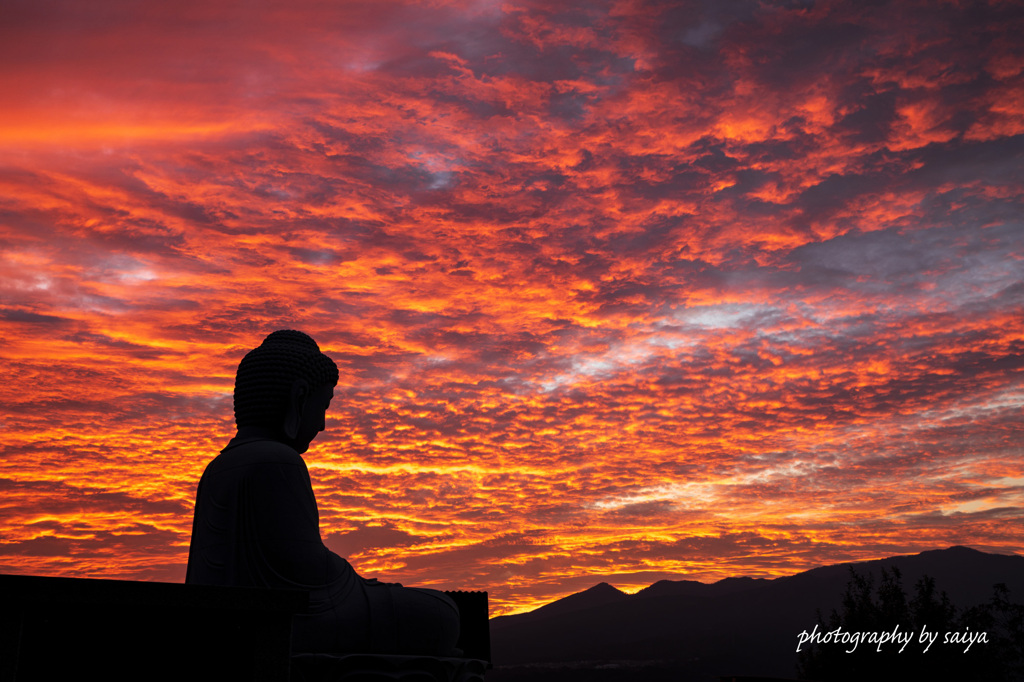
[636,575,770,600]
[489,546,1024,680]
[521,581,630,620]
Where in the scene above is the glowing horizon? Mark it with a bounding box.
[1,0,1022,616]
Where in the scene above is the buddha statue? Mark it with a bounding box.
[186,330,461,656]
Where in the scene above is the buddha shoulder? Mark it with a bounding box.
[207,438,308,476]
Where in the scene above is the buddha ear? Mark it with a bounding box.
[284,379,310,440]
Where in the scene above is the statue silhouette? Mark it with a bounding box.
[186,330,461,656]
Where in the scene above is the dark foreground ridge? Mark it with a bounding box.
[488,546,1024,682]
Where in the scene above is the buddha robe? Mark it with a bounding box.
[186,434,459,655]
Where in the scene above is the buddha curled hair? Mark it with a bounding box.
[233,330,339,427]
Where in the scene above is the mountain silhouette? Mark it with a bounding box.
[489,546,1024,681]
[635,575,770,600]
[509,582,630,623]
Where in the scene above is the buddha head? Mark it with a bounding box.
[233,329,339,453]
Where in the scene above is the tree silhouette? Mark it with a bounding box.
[797,567,1023,681]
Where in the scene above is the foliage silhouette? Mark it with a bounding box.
[797,566,1024,681]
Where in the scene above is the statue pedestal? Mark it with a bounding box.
[0,573,306,681]
[0,575,490,682]
[292,653,488,682]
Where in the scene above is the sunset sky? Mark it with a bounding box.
[1,0,1022,616]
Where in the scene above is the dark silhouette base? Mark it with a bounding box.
[1,574,305,681]
[0,574,489,681]
[292,653,487,682]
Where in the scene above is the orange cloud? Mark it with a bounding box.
[1,0,1022,615]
